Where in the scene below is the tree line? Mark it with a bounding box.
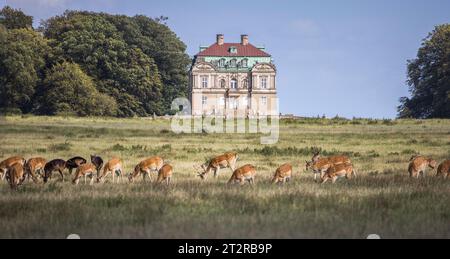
[0,6,191,117]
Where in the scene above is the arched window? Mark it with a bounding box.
[230,59,237,68]
[230,79,238,89]
[220,79,226,88]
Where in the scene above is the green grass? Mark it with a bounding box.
[0,116,449,238]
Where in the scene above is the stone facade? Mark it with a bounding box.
[190,35,278,117]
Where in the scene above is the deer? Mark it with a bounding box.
[7,163,26,190]
[90,155,104,175]
[156,164,173,186]
[195,152,238,180]
[128,156,164,183]
[408,156,437,178]
[228,164,257,186]
[72,163,97,185]
[311,151,351,164]
[436,160,449,179]
[0,156,26,181]
[97,157,123,184]
[321,163,357,184]
[306,154,352,182]
[24,157,47,183]
[43,159,67,183]
[66,157,87,175]
[271,163,293,184]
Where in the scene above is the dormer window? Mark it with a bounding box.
[219,58,225,67]
[230,59,237,68]
[229,46,238,54]
[241,59,248,68]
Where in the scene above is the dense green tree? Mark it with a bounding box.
[36,62,117,116]
[0,6,33,30]
[0,9,190,117]
[110,14,191,113]
[0,28,50,113]
[398,24,450,119]
[41,11,188,116]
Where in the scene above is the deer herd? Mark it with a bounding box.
[0,151,448,190]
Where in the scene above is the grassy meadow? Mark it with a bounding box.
[0,115,449,238]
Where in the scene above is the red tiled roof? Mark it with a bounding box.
[197,43,271,57]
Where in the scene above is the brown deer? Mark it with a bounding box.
[321,163,357,184]
[408,156,437,178]
[156,164,173,186]
[66,157,87,175]
[43,159,66,183]
[128,156,164,183]
[0,156,26,181]
[24,157,46,183]
[271,163,293,184]
[306,155,352,182]
[228,164,257,186]
[195,152,238,180]
[72,163,97,185]
[7,163,26,190]
[436,160,449,179]
[97,157,123,183]
[90,155,104,175]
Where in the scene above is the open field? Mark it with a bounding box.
[0,116,449,238]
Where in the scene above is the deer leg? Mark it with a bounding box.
[332,177,338,184]
[214,167,220,178]
[59,170,64,182]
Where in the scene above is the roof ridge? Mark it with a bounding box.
[196,42,271,57]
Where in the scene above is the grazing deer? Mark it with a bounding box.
[66,157,87,175]
[24,157,47,183]
[321,163,357,184]
[97,157,123,183]
[306,155,352,182]
[128,156,164,183]
[271,163,293,184]
[0,156,26,181]
[228,164,257,186]
[305,159,333,182]
[408,156,437,178]
[91,155,104,175]
[311,152,351,164]
[195,152,238,180]
[436,160,449,179]
[43,159,66,183]
[7,163,26,190]
[156,164,173,186]
[72,163,97,185]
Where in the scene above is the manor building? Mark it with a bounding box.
[190,34,278,117]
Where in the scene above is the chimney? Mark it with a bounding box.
[216,34,224,45]
[241,34,249,46]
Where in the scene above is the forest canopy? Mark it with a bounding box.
[0,6,190,117]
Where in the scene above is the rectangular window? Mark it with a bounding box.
[261,96,267,105]
[261,77,268,89]
[201,76,208,88]
[219,97,225,106]
[202,96,207,106]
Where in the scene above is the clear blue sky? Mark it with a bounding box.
[2,0,450,118]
